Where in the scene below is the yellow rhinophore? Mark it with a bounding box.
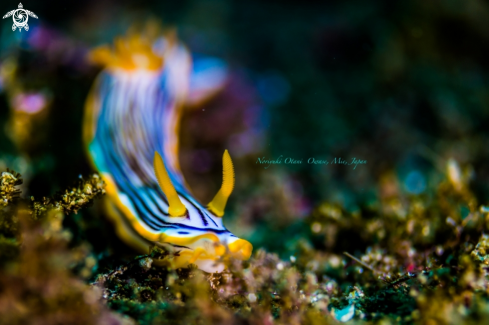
[207,150,235,217]
[154,152,187,217]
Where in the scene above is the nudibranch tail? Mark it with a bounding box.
[154,152,187,217]
[208,150,235,217]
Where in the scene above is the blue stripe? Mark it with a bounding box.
[92,72,231,236]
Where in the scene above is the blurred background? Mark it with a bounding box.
[1,0,489,259]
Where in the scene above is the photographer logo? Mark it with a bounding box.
[3,3,37,32]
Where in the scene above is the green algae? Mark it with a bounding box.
[2,160,489,324]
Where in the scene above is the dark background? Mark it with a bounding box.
[1,0,489,253]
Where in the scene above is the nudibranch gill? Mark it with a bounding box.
[83,28,252,273]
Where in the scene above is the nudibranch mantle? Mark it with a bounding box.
[84,28,252,273]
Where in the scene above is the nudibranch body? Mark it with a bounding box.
[83,28,252,272]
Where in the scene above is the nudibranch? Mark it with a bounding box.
[83,27,252,272]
